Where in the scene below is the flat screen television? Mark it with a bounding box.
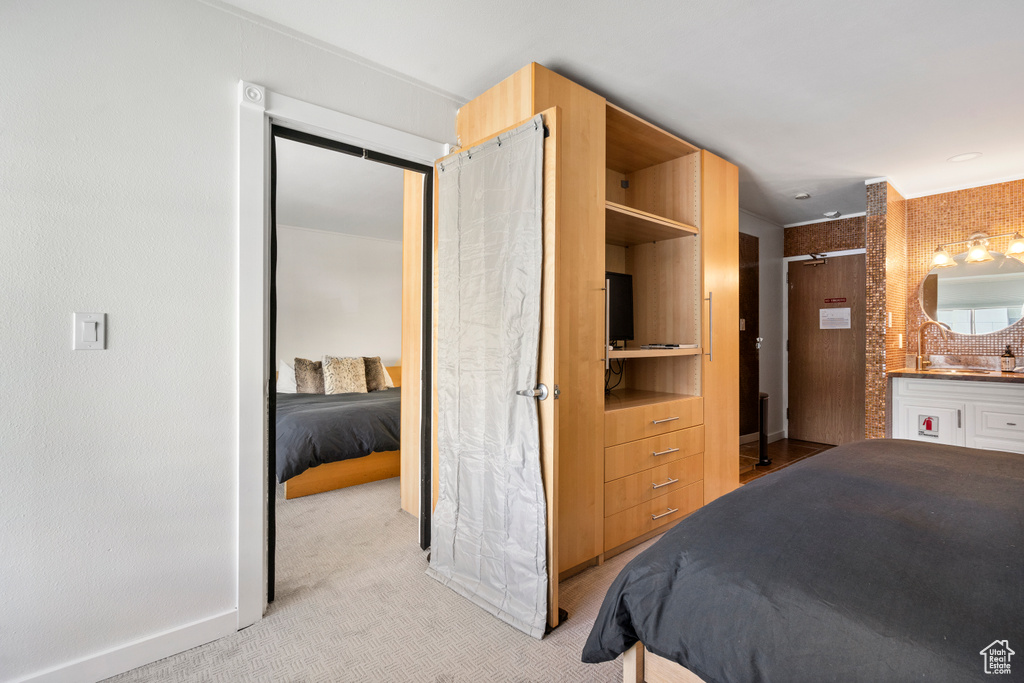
[606,271,634,344]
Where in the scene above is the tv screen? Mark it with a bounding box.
[606,271,634,343]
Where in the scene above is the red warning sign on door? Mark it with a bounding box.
[824,298,847,303]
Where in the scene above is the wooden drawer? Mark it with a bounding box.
[604,481,703,551]
[605,397,703,446]
[605,452,703,516]
[605,425,704,481]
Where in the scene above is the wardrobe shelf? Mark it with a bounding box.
[608,347,702,359]
[604,389,699,412]
[605,201,698,246]
[606,102,700,174]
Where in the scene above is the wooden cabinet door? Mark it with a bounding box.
[701,151,740,504]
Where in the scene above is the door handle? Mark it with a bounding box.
[516,384,549,400]
[704,291,713,362]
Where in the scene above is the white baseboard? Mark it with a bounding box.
[15,610,236,683]
[769,430,786,443]
[739,432,758,445]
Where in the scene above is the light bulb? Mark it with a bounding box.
[1006,232,1024,256]
[965,239,993,263]
[930,246,956,267]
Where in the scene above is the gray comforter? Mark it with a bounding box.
[583,439,1023,682]
[275,390,400,482]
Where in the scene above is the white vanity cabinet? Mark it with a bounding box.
[891,377,1024,453]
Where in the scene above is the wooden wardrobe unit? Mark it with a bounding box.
[455,63,739,625]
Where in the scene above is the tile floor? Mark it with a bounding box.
[739,438,834,484]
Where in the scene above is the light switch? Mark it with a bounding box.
[74,313,106,350]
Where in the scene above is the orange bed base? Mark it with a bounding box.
[283,365,402,500]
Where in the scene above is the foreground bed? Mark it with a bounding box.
[276,367,401,499]
[583,439,1023,682]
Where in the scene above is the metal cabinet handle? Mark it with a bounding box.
[1008,422,1017,427]
[516,384,549,400]
[652,447,679,457]
[652,508,679,521]
[652,417,679,425]
[704,291,713,362]
[957,409,961,429]
[652,477,679,490]
[604,279,610,370]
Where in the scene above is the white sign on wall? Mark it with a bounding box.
[819,307,851,329]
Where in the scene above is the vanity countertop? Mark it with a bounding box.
[889,368,1024,384]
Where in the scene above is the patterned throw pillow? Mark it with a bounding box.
[363,357,389,392]
[293,358,324,394]
[323,356,368,394]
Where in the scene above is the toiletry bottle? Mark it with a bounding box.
[1001,345,1015,372]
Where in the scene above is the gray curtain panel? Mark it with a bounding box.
[427,115,548,638]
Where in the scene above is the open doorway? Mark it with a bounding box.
[267,126,434,601]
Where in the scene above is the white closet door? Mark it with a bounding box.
[427,114,550,638]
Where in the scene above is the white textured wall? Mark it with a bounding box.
[277,226,402,368]
[0,1,457,679]
[739,211,786,439]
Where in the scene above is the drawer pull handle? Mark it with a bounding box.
[652,416,680,425]
[652,507,679,521]
[652,477,679,490]
[652,447,680,457]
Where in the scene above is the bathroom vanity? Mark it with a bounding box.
[889,370,1024,453]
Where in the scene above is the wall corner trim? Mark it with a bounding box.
[14,610,236,683]
[864,176,888,185]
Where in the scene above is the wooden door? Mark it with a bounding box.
[788,254,866,444]
[432,109,560,629]
[701,151,740,504]
[738,232,760,436]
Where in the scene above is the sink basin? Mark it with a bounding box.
[927,368,993,375]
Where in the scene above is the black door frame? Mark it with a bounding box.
[268,125,434,602]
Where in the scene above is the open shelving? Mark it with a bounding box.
[605,201,697,247]
[604,102,703,411]
[608,347,701,360]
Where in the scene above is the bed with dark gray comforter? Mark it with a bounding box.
[582,439,1023,682]
[275,390,400,483]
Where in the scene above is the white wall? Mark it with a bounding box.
[0,1,457,680]
[739,211,786,440]
[277,226,402,368]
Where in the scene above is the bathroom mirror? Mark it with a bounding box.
[920,251,1024,334]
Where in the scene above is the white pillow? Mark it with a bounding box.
[277,360,297,393]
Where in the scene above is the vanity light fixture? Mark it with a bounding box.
[1007,232,1024,262]
[928,230,1024,267]
[930,246,956,268]
[965,234,994,263]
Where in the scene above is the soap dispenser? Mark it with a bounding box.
[1001,345,1016,372]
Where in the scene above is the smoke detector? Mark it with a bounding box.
[794,192,811,200]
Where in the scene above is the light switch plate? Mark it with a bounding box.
[74,312,106,350]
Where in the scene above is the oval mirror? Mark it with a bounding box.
[920,251,1024,335]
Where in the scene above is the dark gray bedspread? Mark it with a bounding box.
[275,390,400,482]
[583,439,1023,682]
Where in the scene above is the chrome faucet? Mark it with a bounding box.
[917,320,951,370]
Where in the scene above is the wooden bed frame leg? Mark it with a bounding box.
[624,642,644,683]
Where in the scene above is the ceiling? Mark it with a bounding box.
[275,137,405,240]
[228,0,1024,226]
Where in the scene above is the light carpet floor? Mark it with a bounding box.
[106,477,656,682]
